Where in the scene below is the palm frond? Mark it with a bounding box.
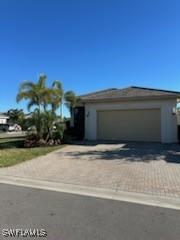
[27,100,38,111]
[19,81,34,92]
[38,74,47,88]
[52,80,63,90]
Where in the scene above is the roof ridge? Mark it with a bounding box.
[0,112,8,115]
[79,86,180,102]
[130,86,180,94]
[79,88,117,97]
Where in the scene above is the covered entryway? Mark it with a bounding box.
[97,109,161,142]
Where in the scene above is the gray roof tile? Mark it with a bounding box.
[80,86,180,102]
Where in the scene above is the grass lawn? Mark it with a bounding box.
[0,136,64,167]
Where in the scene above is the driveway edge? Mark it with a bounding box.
[0,174,180,210]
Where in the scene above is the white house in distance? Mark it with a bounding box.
[78,86,180,143]
[0,113,9,124]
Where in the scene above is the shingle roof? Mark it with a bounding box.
[0,114,9,119]
[80,86,180,102]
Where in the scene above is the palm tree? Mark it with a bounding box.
[16,74,47,112]
[64,91,81,127]
[28,109,44,139]
[17,75,63,114]
[50,80,64,115]
[17,74,64,142]
[43,110,56,141]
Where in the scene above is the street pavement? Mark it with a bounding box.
[0,183,180,240]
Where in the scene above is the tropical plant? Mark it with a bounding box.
[53,121,65,140]
[64,91,81,127]
[16,75,47,111]
[43,111,56,141]
[50,80,64,114]
[17,74,64,146]
[7,109,24,124]
[26,110,65,144]
[27,109,44,139]
[64,91,80,114]
[7,108,29,130]
[16,74,64,112]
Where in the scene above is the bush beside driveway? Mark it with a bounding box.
[0,142,180,199]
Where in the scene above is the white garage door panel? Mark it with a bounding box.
[97,109,161,142]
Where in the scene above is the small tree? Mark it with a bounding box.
[17,74,64,146]
[7,108,29,130]
[7,109,24,124]
[64,91,81,127]
[16,75,47,112]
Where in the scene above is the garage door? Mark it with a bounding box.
[97,109,161,142]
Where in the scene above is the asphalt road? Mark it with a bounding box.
[0,183,180,240]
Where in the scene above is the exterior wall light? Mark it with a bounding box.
[172,107,177,115]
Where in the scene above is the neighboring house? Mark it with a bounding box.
[0,113,9,124]
[76,86,180,143]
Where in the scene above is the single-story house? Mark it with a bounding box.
[0,113,9,124]
[75,86,180,143]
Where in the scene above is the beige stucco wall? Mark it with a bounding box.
[84,99,178,143]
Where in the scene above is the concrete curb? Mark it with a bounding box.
[0,174,180,210]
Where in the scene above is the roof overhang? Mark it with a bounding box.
[0,115,9,119]
[80,95,180,104]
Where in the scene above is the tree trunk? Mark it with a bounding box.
[70,108,74,127]
[60,101,63,121]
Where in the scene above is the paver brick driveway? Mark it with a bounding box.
[0,142,180,198]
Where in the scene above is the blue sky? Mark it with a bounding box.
[0,0,180,115]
